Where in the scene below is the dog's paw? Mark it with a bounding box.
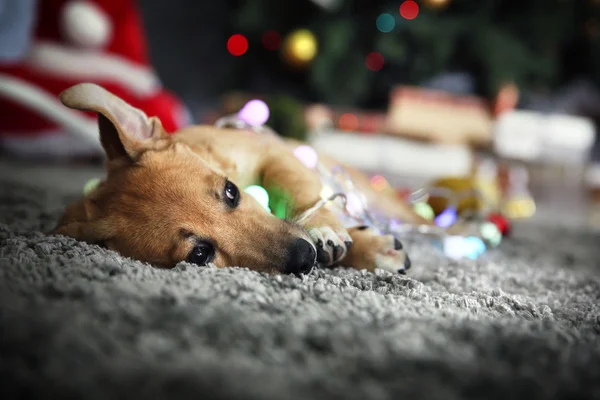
[373,236,411,274]
[308,226,352,267]
[344,227,411,274]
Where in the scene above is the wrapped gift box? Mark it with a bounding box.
[385,86,494,147]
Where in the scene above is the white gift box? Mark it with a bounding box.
[309,130,473,179]
[493,110,596,165]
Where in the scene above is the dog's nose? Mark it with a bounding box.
[285,238,316,275]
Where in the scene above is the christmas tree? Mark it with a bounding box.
[226,0,600,109]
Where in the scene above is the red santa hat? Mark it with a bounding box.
[0,0,190,157]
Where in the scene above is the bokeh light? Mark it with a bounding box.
[502,197,536,219]
[388,218,403,231]
[83,178,101,196]
[413,202,435,220]
[293,145,319,169]
[339,113,359,131]
[269,187,294,220]
[365,52,385,71]
[463,237,487,259]
[346,192,365,216]
[238,99,270,126]
[376,13,396,33]
[262,30,281,51]
[443,236,486,260]
[480,222,502,247]
[320,184,334,200]
[434,207,457,228]
[227,34,248,56]
[399,0,419,20]
[244,185,271,212]
[487,212,510,235]
[282,29,318,66]
[443,236,467,260]
[370,175,388,192]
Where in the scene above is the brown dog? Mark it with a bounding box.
[54,83,428,275]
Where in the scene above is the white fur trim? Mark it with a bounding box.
[0,130,102,157]
[24,42,161,97]
[0,73,102,152]
[60,1,112,49]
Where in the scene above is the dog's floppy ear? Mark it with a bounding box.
[60,83,167,160]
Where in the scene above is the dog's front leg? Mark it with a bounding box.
[259,151,352,267]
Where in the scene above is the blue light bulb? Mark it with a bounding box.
[435,207,457,228]
[463,236,486,259]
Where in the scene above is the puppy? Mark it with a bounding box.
[54,83,429,275]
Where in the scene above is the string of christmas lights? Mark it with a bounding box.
[214,99,510,261]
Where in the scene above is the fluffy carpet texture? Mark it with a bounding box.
[1,177,600,400]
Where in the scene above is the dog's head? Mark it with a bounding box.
[54,83,316,274]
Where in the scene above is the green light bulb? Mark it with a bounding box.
[413,202,435,220]
[83,178,101,196]
[244,185,271,212]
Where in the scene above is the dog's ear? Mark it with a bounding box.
[60,83,167,161]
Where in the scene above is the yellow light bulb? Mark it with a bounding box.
[283,29,318,67]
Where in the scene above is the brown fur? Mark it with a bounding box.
[54,83,427,274]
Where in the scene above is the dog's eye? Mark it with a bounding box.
[223,180,240,208]
[187,242,215,266]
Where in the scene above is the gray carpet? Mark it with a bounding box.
[1,175,600,400]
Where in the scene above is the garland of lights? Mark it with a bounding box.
[213,99,509,261]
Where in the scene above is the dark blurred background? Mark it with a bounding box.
[140,0,600,110]
[3,0,600,228]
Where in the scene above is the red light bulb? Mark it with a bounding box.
[487,212,511,236]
